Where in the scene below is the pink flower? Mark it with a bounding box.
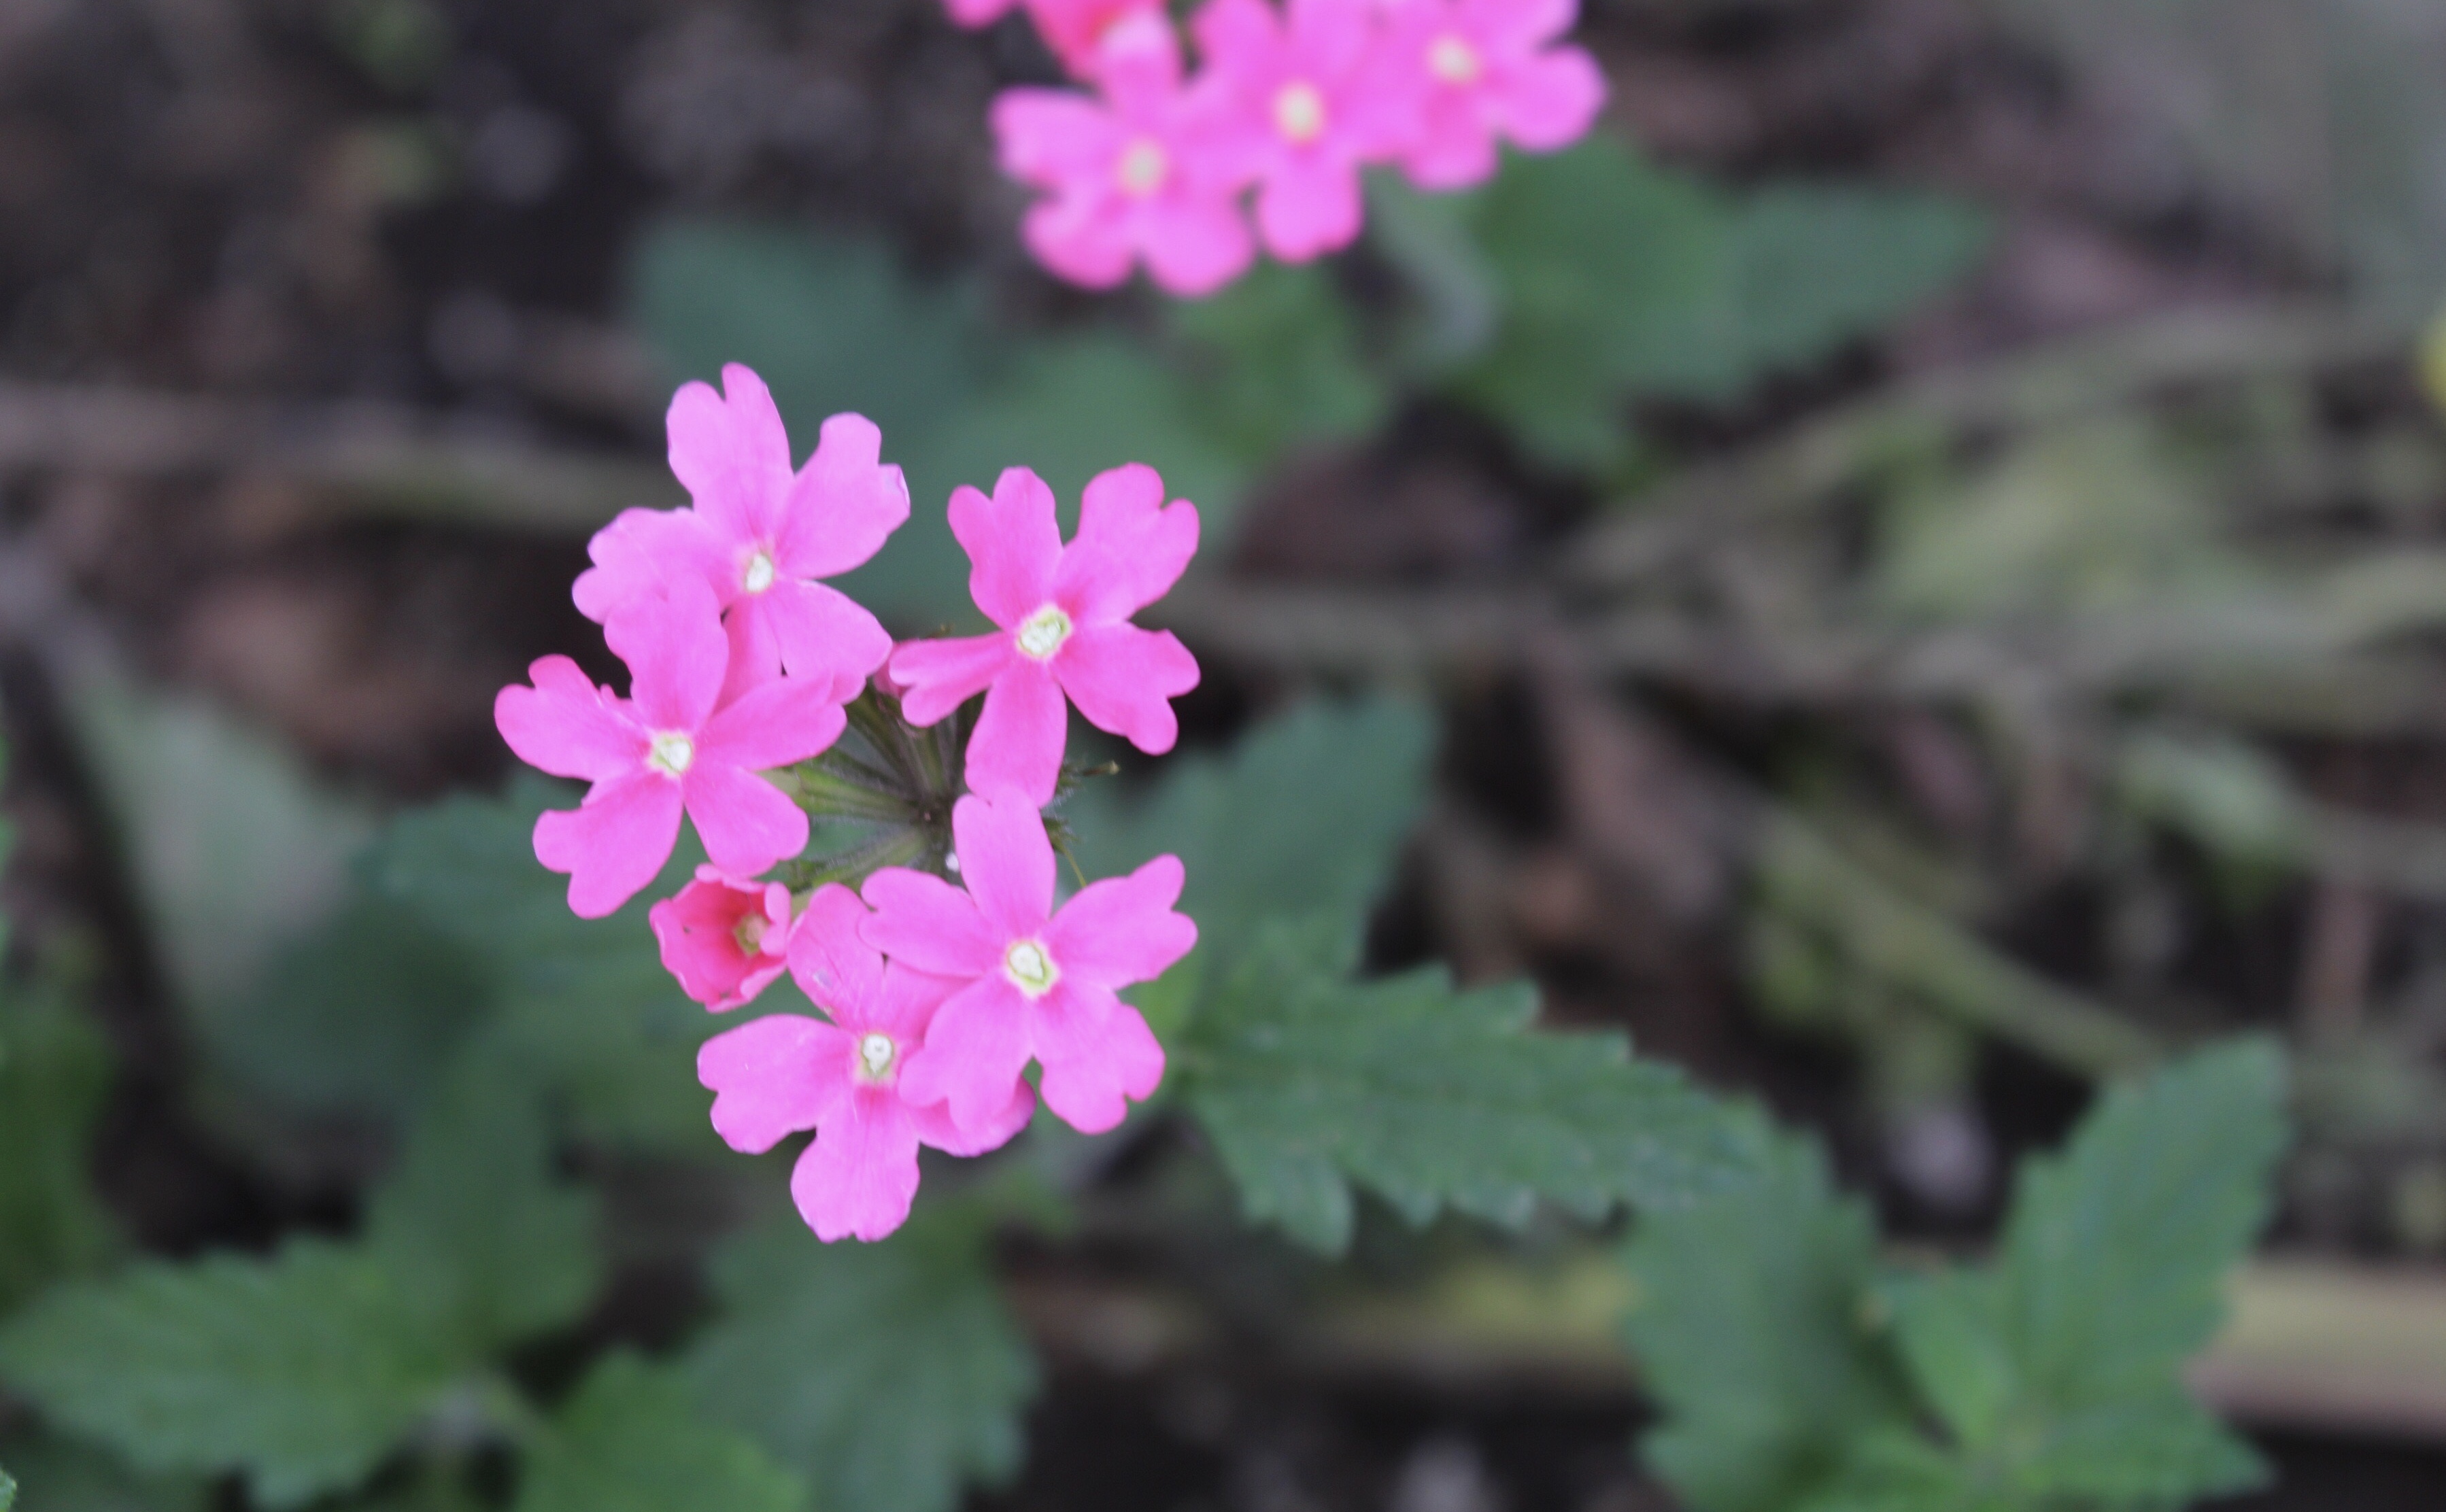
[889,465,1200,806]
[495,576,848,918]
[650,865,797,1010]
[1378,0,1607,190]
[1195,0,1412,261]
[947,0,1168,77]
[862,791,1194,1136]
[993,28,1256,297]
[698,886,1035,1243]
[574,366,904,706]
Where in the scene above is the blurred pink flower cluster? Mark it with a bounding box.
[958,0,1607,294]
[495,364,1201,1241]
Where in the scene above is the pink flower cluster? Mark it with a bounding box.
[495,364,1202,1242]
[958,0,1608,295]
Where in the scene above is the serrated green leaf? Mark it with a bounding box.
[1185,921,1746,1254]
[1621,1125,1918,1512]
[683,1207,1038,1512]
[0,1243,461,1509]
[515,1355,804,1512]
[1,1464,13,1510]
[1880,1269,2016,1453]
[2016,1392,2268,1502]
[0,1435,207,1512]
[1999,1040,2288,1405]
[1169,261,1389,460]
[0,974,117,1314]
[367,1056,602,1355]
[1068,696,1436,982]
[360,778,716,1149]
[1787,1428,2007,1512]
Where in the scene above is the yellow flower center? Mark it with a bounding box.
[856,1031,897,1083]
[1429,34,1482,86]
[1273,81,1328,145]
[647,731,696,778]
[1117,137,1169,198]
[1003,939,1059,998]
[1015,604,1074,662]
[742,549,778,595]
[732,913,768,956]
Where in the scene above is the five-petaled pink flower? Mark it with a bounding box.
[575,365,904,706]
[1195,0,1412,261]
[890,464,1200,806]
[864,791,1194,1136]
[993,24,1256,297]
[945,0,1167,77]
[698,886,1036,1243]
[496,576,849,918]
[651,865,798,1011]
[1378,0,1607,190]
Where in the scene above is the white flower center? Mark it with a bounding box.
[1015,604,1073,662]
[647,731,696,778]
[1003,939,1059,998]
[856,1031,897,1082]
[742,549,777,595]
[1273,81,1328,145]
[1117,137,1169,197]
[1429,34,1481,85]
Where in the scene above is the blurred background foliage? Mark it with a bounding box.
[6,0,2446,1508]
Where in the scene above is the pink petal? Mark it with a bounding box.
[911,1076,1037,1157]
[1045,853,1195,988]
[573,509,728,623]
[1053,622,1197,755]
[1195,0,1285,74]
[535,773,685,919]
[995,89,1127,186]
[1257,154,1365,262]
[786,884,887,1023]
[1051,465,1200,625]
[651,872,794,1011]
[948,0,1021,24]
[697,674,848,773]
[896,976,1036,1136]
[681,762,810,879]
[719,593,785,707]
[496,657,643,783]
[965,659,1070,807]
[1021,194,1139,292]
[1491,47,1606,152]
[951,791,1057,940]
[775,414,911,579]
[869,961,966,1048]
[605,575,728,734]
[1032,983,1165,1134]
[666,364,794,544]
[792,1090,923,1243]
[1140,192,1258,297]
[951,470,1066,628]
[890,633,1016,729]
[1402,101,1499,192]
[1287,0,1372,73]
[860,867,1003,977]
[698,1013,853,1152]
[759,579,894,689]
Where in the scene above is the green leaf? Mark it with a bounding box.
[0,973,117,1314]
[2015,1392,2267,1501]
[1621,1124,1918,1512]
[515,1355,804,1512]
[0,1243,461,1509]
[360,778,715,1149]
[1879,1269,2016,1453]
[1788,1429,2007,1512]
[683,1207,1038,1512]
[1169,261,1390,461]
[1998,1039,2288,1405]
[629,220,988,458]
[367,1056,602,1355]
[1183,921,1746,1254]
[1068,696,1436,982]
[0,1436,206,1512]
[1,1464,12,1511]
